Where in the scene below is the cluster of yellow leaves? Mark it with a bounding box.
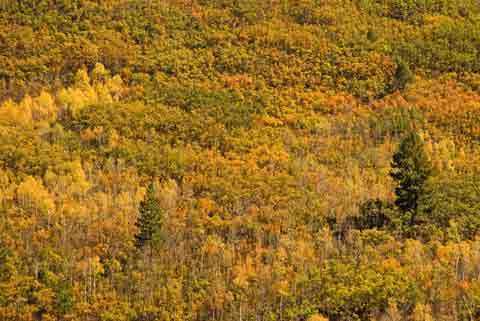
[0,91,56,126]
[58,64,125,116]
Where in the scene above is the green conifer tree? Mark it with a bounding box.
[135,182,163,249]
[390,59,414,92]
[390,131,433,232]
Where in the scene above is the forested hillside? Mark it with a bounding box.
[2,1,480,320]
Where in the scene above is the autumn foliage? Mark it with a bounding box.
[1,1,480,321]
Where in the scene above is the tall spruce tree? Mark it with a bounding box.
[390,59,414,92]
[390,131,433,231]
[135,182,163,249]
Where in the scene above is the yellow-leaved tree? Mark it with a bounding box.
[16,176,55,217]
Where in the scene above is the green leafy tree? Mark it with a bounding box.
[55,285,75,316]
[390,131,433,232]
[352,199,392,230]
[135,182,163,249]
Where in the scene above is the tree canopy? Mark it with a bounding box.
[0,1,480,320]
[135,182,163,249]
[390,131,433,233]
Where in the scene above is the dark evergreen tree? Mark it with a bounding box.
[390,131,433,231]
[367,30,378,42]
[135,182,163,249]
[390,59,414,92]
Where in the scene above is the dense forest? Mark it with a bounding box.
[2,0,480,320]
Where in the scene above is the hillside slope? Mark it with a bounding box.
[1,1,480,320]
